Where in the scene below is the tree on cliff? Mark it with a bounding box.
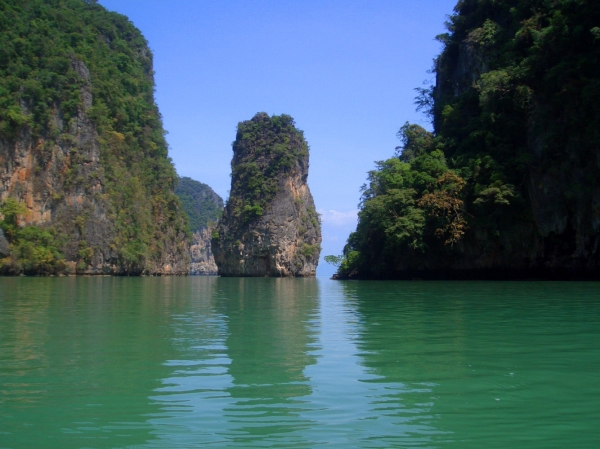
[336,125,467,278]
[336,0,600,279]
[225,113,309,224]
[0,198,68,275]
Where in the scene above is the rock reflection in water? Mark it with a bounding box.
[148,277,320,447]
[218,278,320,445]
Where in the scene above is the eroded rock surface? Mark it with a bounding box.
[189,228,218,275]
[0,1,189,275]
[212,113,321,277]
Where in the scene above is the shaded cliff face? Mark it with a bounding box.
[212,113,321,277]
[337,0,600,280]
[431,0,600,276]
[0,0,189,275]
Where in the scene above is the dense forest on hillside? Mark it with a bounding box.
[175,177,223,233]
[0,0,189,275]
[336,0,600,279]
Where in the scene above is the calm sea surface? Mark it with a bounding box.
[0,277,599,448]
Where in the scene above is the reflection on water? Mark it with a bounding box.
[0,277,177,448]
[1,278,599,448]
[221,279,319,445]
[148,278,320,447]
[343,281,600,448]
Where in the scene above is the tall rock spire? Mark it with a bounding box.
[212,113,321,277]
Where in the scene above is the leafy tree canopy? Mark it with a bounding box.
[337,0,600,279]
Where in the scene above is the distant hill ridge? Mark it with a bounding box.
[175,177,223,233]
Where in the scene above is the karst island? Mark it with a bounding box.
[1,1,600,448]
[212,112,321,277]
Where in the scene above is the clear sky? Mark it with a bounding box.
[98,0,458,277]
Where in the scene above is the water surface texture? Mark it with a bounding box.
[0,277,599,448]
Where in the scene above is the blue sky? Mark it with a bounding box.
[98,0,457,276]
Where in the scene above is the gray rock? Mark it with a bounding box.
[189,227,218,275]
[0,57,189,276]
[0,228,9,258]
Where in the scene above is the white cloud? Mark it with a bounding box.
[318,209,358,227]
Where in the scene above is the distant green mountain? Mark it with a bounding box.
[175,177,222,276]
[175,177,223,233]
[336,0,600,280]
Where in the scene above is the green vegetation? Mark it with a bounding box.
[213,111,321,276]
[324,255,343,267]
[0,0,188,274]
[334,125,468,278]
[299,243,320,258]
[175,177,223,233]
[0,199,68,275]
[335,0,600,279]
[226,112,309,223]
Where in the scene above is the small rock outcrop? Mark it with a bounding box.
[175,177,223,275]
[189,228,218,275]
[212,113,321,277]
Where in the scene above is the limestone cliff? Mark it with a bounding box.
[212,113,321,277]
[175,177,223,275]
[189,228,218,275]
[336,0,600,280]
[0,0,189,275]
[430,0,600,277]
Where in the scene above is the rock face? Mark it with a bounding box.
[337,0,600,280]
[212,113,321,277]
[0,62,116,272]
[0,1,189,275]
[189,228,218,275]
[175,177,223,275]
[427,0,600,278]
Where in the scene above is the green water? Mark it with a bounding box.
[0,278,599,448]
